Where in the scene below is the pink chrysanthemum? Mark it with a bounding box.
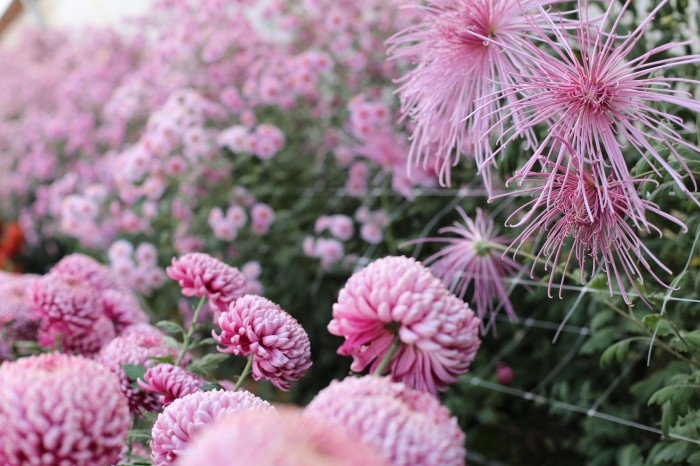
[387,0,568,189]
[407,207,526,322]
[138,363,206,407]
[167,253,247,311]
[178,408,390,466]
[98,332,177,413]
[504,162,684,304]
[0,274,40,340]
[150,389,274,466]
[52,253,125,292]
[305,376,466,466]
[38,315,116,356]
[29,273,104,335]
[493,0,700,217]
[214,295,312,391]
[329,256,480,393]
[0,353,131,466]
[102,289,149,334]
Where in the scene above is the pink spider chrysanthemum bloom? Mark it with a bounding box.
[491,0,700,220]
[328,256,480,394]
[167,252,247,311]
[406,207,526,322]
[178,408,390,466]
[213,295,312,391]
[387,0,568,190]
[0,353,131,466]
[150,390,274,466]
[305,376,466,466]
[138,363,206,407]
[504,162,685,304]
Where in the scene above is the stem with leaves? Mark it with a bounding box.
[176,295,207,366]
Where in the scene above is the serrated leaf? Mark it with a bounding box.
[600,338,635,366]
[188,353,229,374]
[648,384,700,407]
[687,451,700,465]
[156,320,185,337]
[123,363,147,381]
[649,441,690,464]
[616,445,643,466]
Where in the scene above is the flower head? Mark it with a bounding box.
[0,274,40,340]
[150,389,274,466]
[52,253,124,292]
[178,408,390,466]
[98,332,177,413]
[305,376,465,466]
[102,289,149,334]
[407,207,526,322]
[138,363,206,407]
[329,256,480,393]
[38,315,116,356]
[214,295,312,391]
[0,353,130,466]
[167,253,247,311]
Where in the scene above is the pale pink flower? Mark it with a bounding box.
[214,295,312,391]
[102,289,149,334]
[328,256,480,394]
[150,390,273,466]
[138,364,206,407]
[52,252,124,291]
[0,353,130,466]
[178,408,390,466]
[167,253,247,312]
[406,207,527,321]
[329,214,354,241]
[250,203,275,234]
[38,315,116,356]
[305,376,466,466]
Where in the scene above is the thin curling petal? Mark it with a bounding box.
[305,376,466,466]
[328,256,480,394]
[0,353,131,466]
[167,252,247,311]
[213,295,312,391]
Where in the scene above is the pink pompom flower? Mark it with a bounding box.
[178,408,390,466]
[0,353,131,466]
[138,363,206,407]
[167,253,247,311]
[150,390,274,466]
[328,256,480,394]
[52,252,124,292]
[305,376,466,466]
[214,295,312,391]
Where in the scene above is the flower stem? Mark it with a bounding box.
[233,355,254,391]
[375,335,401,376]
[176,295,207,366]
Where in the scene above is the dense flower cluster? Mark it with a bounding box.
[329,256,481,393]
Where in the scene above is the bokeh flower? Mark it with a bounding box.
[305,376,465,466]
[52,252,125,292]
[0,353,130,466]
[214,295,312,390]
[328,256,480,393]
[167,252,247,311]
[178,408,390,466]
[150,389,274,466]
[138,363,206,407]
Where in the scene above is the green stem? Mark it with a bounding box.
[176,295,207,366]
[375,335,401,376]
[233,355,254,391]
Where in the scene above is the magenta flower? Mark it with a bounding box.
[407,207,526,322]
[178,408,390,466]
[494,0,700,217]
[52,253,125,292]
[214,295,312,391]
[328,256,480,394]
[305,376,466,466]
[138,363,206,407]
[98,332,178,413]
[505,162,684,304]
[102,289,149,334]
[150,390,274,466]
[0,353,130,466]
[38,315,116,356]
[167,253,247,311]
[387,0,567,189]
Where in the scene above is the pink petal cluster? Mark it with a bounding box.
[98,332,177,413]
[0,274,40,341]
[178,408,390,466]
[166,252,247,311]
[102,289,149,333]
[214,295,312,390]
[138,363,206,407]
[0,353,131,466]
[52,253,126,292]
[329,256,480,393]
[150,389,274,466]
[305,376,466,466]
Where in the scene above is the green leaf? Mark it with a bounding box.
[122,363,147,381]
[156,320,185,337]
[600,338,635,366]
[188,353,229,375]
[199,382,226,392]
[686,451,700,465]
[648,384,700,407]
[616,445,643,466]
